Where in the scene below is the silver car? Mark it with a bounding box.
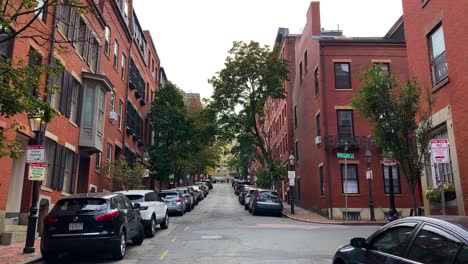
[244,188,257,210]
[158,191,186,216]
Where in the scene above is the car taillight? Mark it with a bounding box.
[176,197,182,202]
[44,216,58,224]
[139,206,149,210]
[96,210,119,222]
[256,192,261,200]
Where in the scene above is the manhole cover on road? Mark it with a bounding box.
[201,235,223,240]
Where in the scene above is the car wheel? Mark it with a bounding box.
[145,215,156,238]
[160,213,169,229]
[187,204,192,212]
[112,231,126,260]
[41,251,59,263]
[133,222,145,245]
[249,207,252,214]
[244,204,248,210]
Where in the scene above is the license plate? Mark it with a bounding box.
[69,222,83,231]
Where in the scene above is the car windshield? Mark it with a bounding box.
[52,198,107,213]
[125,195,145,202]
[260,191,280,200]
[159,193,178,199]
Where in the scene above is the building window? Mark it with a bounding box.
[106,143,112,163]
[62,150,73,193]
[121,54,126,80]
[88,36,99,73]
[27,48,42,96]
[314,68,319,96]
[428,25,448,85]
[69,78,80,124]
[316,114,321,137]
[50,59,64,111]
[44,139,57,187]
[334,62,351,89]
[294,105,298,129]
[118,100,123,130]
[337,110,354,138]
[304,50,308,73]
[75,19,86,57]
[57,3,71,36]
[113,40,119,69]
[104,26,111,56]
[341,164,359,194]
[110,91,115,112]
[95,152,102,171]
[299,61,303,82]
[319,166,324,195]
[383,165,401,194]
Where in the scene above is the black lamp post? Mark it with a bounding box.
[289,153,295,214]
[364,141,375,221]
[24,109,46,254]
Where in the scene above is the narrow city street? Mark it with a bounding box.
[38,183,380,264]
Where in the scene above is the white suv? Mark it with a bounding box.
[116,190,169,237]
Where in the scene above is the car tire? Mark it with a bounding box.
[249,207,252,214]
[145,215,157,238]
[160,213,169,229]
[112,231,126,260]
[244,204,248,210]
[133,223,145,245]
[187,204,192,212]
[41,251,59,263]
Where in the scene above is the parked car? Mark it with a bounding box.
[194,182,209,197]
[116,190,169,237]
[249,189,283,217]
[333,216,468,264]
[158,190,186,216]
[41,193,145,262]
[185,186,199,205]
[244,188,257,210]
[171,187,194,212]
[235,181,251,195]
[202,180,213,189]
[238,185,253,205]
[215,176,225,183]
[191,185,204,201]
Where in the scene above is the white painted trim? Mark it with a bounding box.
[65,143,76,152]
[45,131,58,142]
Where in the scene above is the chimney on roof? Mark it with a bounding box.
[308,1,321,36]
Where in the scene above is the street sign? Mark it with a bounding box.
[289,178,295,186]
[288,171,296,179]
[366,170,373,180]
[26,145,45,163]
[28,163,46,181]
[337,152,354,159]
[431,139,449,164]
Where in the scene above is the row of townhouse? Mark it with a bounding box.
[263,0,467,220]
[0,0,167,244]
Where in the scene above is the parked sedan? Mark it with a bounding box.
[238,185,253,205]
[41,193,145,262]
[249,189,283,217]
[171,187,194,212]
[191,185,204,201]
[202,180,213,189]
[244,188,257,210]
[158,191,186,216]
[333,216,468,264]
[116,190,169,237]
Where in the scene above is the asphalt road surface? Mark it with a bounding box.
[38,183,380,263]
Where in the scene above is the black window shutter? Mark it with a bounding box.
[67,7,76,41]
[59,70,69,114]
[57,148,68,191]
[65,73,73,118]
[45,57,57,103]
[96,45,102,73]
[83,29,90,61]
[52,144,63,190]
[76,82,84,126]
[70,153,78,194]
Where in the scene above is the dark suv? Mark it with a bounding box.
[41,193,145,262]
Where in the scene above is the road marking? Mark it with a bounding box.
[171,236,177,243]
[160,250,169,260]
[184,226,190,231]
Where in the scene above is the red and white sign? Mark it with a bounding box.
[431,139,449,164]
[366,170,373,180]
[289,178,295,186]
[26,145,45,163]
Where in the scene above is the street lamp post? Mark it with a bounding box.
[23,109,47,254]
[288,153,295,214]
[364,140,375,221]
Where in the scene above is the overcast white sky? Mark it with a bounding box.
[133,0,403,100]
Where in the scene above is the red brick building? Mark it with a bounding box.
[290,2,413,220]
[402,0,468,216]
[264,28,297,201]
[0,0,162,244]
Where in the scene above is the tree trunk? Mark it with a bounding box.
[408,182,419,216]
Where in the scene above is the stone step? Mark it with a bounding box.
[4,224,28,232]
[0,231,27,245]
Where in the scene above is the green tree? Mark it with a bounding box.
[209,41,288,186]
[0,1,89,157]
[351,64,433,215]
[148,81,191,186]
[103,157,147,190]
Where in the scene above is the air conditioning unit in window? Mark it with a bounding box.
[315,136,322,145]
[109,111,117,123]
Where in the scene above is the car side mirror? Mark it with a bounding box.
[350,237,367,249]
[133,203,141,209]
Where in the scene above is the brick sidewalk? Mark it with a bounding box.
[282,202,388,225]
[0,239,42,264]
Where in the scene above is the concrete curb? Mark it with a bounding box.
[16,255,42,264]
[282,212,387,226]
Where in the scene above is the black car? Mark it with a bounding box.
[202,180,213,189]
[41,193,145,262]
[333,216,468,264]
